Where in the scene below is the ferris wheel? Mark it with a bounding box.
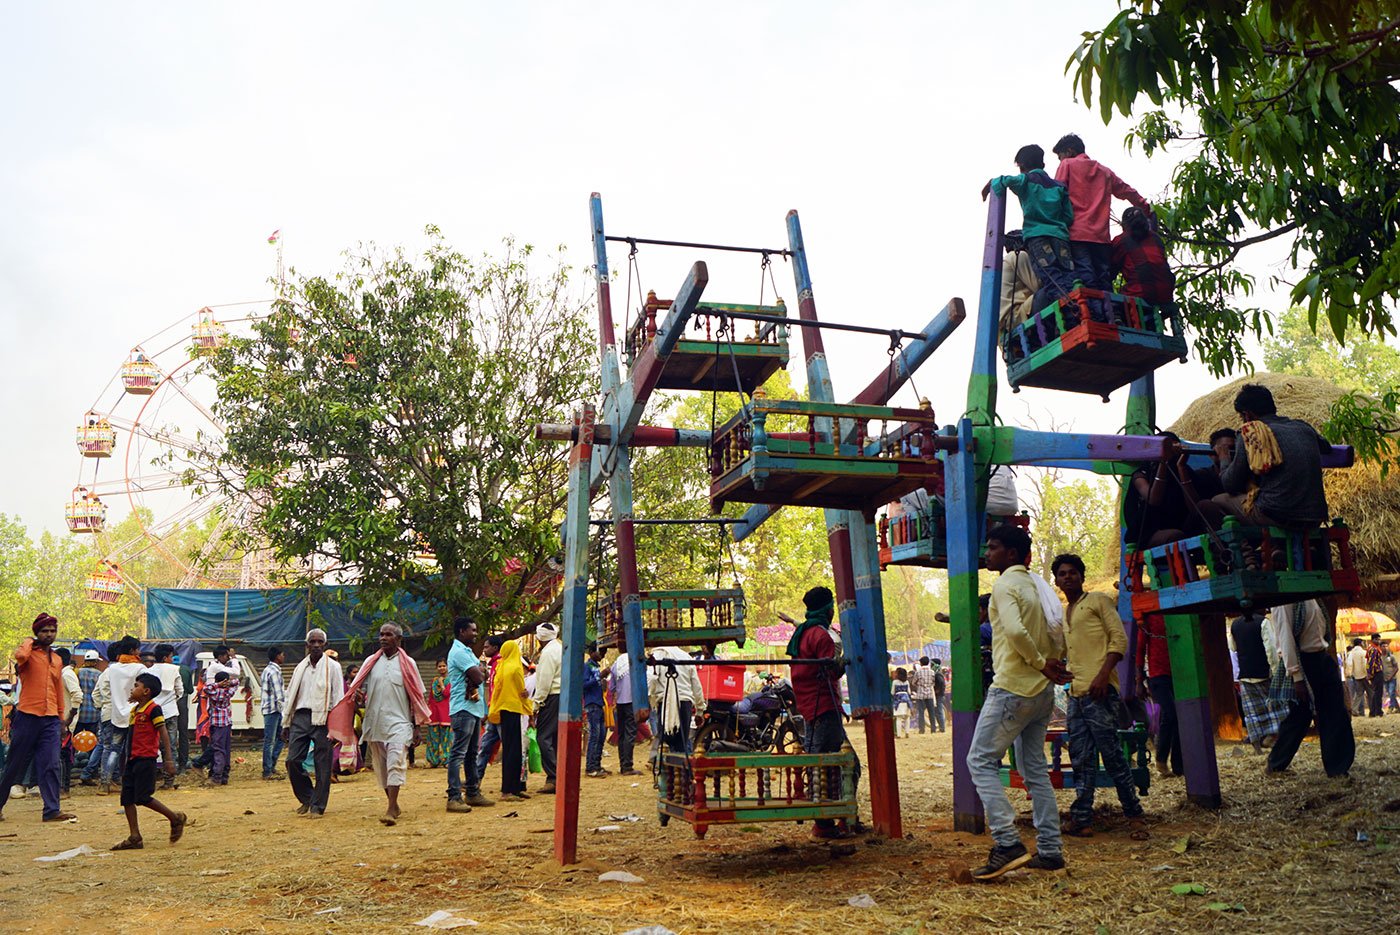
[69,303,280,605]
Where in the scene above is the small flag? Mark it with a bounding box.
[267,229,280,244]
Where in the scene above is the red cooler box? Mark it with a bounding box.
[698,664,746,703]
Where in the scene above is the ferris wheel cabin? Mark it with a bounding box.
[121,350,161,394]
[76,413,116,458]
[84,564,125,605]
[64,487,107,534]
[191,310,228,357]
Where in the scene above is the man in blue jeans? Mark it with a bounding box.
[1052,553,1144,837]
[583,642,609,778]
[967,525,1070,880]
[447,616,494,812]
[260,647,286,779]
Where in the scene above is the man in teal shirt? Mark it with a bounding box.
[446,616,493,812]
[982,144,1077,324]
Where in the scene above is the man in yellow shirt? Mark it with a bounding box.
[967,525,1071,881]
[1052,554,1145,837]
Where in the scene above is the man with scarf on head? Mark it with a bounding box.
[0,613,75,822]
[530,622,563,795]
[787,586,859,840]
[329,623,430,825]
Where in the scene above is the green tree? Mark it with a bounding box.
[206,232,596,633]
[1263,305,1400,393]
[1024,473,1119,584]
[1070,2,1400,368]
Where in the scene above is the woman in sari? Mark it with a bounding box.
[425,658,452,767]
[487,639,533,800]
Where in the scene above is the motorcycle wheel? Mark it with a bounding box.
[694,721,730,753]
[775,721,804,754]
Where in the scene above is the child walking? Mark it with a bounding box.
[113,672,187,850]
[892,668,912,739]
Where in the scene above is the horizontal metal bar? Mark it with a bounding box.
[649,657,836,667]
[708,308,923,340]
[605,235,791,257]
[589,518,744,526]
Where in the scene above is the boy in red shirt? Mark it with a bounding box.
[113,672,186,850]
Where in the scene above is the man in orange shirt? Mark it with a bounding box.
[0,613,75,822]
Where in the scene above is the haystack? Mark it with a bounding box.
[1169,371,1400,604]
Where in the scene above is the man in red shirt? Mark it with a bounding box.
[1052,134,1152,316]
[786,586,858,840]
[0,613,74,822]
[1134,614,1182,777]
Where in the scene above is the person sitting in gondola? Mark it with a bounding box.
[1110,207,1175,321]
[1123,432,1211,548]
[982,145,1076,324]
[998,229,1041,340]
[1214,383,1330,531]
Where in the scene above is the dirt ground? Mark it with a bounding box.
[2,716,1397,934]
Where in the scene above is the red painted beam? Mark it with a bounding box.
[553,720,583,864]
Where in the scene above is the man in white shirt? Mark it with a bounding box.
[281,629,344,817]
[80,646,116,787]
[606,633,642,776]
[647,645,706,756]
[1266,601,1354,778]
[204,645,242,686]
[99,638,147,795]
[150,644,185,789]
[1344,639,1370,715]
[351,623,425,826]
[530,623,562,795]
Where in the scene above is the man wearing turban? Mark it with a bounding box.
[0,614,75,822]
[530,622,562,795]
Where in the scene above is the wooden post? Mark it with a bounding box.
[1164,613,1222,809]
[554,404,595,865]
[786,209,900,838]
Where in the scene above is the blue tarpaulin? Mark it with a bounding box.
[887,640,952,668]
[145,585,438,644]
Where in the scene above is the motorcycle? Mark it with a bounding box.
[692,677,805,754]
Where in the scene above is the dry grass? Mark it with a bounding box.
[1169,371,1400,604]
[3,720,1399,933]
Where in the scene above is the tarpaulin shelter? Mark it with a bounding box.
[144,585,439,644]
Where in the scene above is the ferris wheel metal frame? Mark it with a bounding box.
[71,301,280,602]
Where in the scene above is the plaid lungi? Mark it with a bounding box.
[1240,680,1284,742]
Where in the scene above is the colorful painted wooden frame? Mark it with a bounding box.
[594,587,746,649]
[625,294,791,394]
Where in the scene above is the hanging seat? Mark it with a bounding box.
[191,310,228,357]
[595,587,746,650]
[1003,287,1187,400]
[121,353,161,394]
[877,501,1030,569]
[64,488,107,534]
[657,745,859,838]
[709,398,942,512]
[626,292,790,393]
[76,413,117,458]
[1001,725,1151,796]
[1127,517,1359,616]
[84,564,125,605]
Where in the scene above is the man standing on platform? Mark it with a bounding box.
[531,622,562,795]
[967,525,1069,880]
[787,585,858,841]
[282,629,343,817]
[0,614,75,822]
[331,623,430,825]
[1053,554,1144,838]
[1267,600,1354,777]
[446,616,493,813]
[260,647,286,779]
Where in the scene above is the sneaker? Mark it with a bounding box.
[1026,852,1065,871]
[539,782,556,795]
[96,782,110,796]
[465,793,495,807]
[619,768,643,777]
[8,786,25,800]
[446,800,473,814]
[971,842,1031,881]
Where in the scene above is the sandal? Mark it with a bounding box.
[111,837,144,851]
[170,812,188,844]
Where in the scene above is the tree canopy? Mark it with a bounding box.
[1069,1,1400,385]
[206,232,596,632]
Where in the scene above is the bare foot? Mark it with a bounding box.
[379,815,397,826]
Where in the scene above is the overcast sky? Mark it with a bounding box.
[1,1,1293,546]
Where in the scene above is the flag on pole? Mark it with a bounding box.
[267,229,281,244]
